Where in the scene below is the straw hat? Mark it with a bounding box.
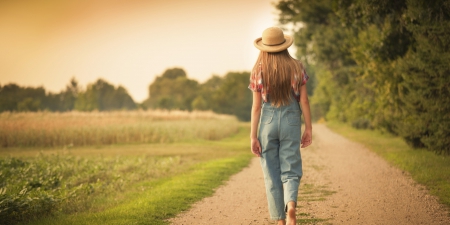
[254,27,293,52]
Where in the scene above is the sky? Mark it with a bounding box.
[0,0,288,102]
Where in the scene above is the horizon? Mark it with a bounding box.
[0,67,249,103]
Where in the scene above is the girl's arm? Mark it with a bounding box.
[250,91,262,157]
[299,84,312,148]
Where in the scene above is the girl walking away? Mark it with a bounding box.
[249,27,312,225]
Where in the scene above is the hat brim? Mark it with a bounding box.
[254,35,293,53]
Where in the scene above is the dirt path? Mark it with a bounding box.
[170,124,449,224]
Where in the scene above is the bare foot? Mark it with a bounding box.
[286,205,296,225]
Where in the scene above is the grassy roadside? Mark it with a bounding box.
[26,155,251,225]
[17,124,252,225]
[326,121,450,209]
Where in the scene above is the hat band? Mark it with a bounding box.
[262,39,286,46]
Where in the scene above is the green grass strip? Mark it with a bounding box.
[327,122,450,209]
[28,154,252,225]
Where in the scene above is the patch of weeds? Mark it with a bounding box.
[298,212,310,217]
[299,183,336,202]
[297,182,336,224]
[305,197,326,201]
[297,217,331,224]
[310,164,325,171]
[319,189,336,197]
[297,211,331,224]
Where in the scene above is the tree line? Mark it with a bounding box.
[276,0,450,154]
[0,68,254,121]
[143,68,252,121]
[0,78,137,112]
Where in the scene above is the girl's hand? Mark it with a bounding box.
[301,129,312,148]
[251,137,262,157]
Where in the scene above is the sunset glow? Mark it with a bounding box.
[0,0,280,102]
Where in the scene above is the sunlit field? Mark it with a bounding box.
[0,110,239,148]
[0,111,251,225]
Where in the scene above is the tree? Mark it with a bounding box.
[211,72,252,121]
[144,68,199,111]
[0,84,46,112]
[191,96,208,110]
[196,75,223,110]
[74,79,136,111]
[276,0,450,154]
[43,78,79,111]
[59,78,79,111]
[17,98,41,112]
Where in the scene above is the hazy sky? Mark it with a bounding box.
[0,0,283,102]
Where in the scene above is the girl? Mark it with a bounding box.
[249,27,312,225]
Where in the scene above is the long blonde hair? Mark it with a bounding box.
[252,49,304,107]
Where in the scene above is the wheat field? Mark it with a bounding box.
[0,110,239,148]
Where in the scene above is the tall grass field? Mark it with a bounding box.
[0,110,238,147]
[0,110,252,225]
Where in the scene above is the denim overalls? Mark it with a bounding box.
[259,99,303,220]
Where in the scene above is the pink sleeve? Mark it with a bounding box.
[301,69,309,86]
[248,64,262,92]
